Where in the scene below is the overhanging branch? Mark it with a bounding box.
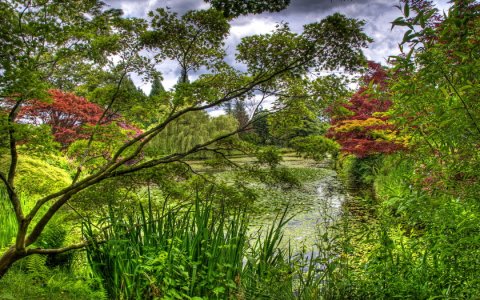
[23,54,309,247]
[26,240,105,255]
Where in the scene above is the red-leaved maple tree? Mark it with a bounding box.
[19,89,141,147]
[327,61,405,158]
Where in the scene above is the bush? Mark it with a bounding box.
[0,264,106,300]
[290,135,339,161]
[256,146,282,168]
[331,153,480,299]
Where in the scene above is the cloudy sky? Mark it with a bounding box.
[104,0,452,93]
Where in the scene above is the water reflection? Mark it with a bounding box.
[250,168,347,251]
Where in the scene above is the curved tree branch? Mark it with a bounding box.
[26,240,105,255]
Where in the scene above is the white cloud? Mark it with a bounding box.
[207,108,225,117]
[230,17,278,37]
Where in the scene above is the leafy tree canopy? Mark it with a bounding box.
[205,0,290,18]
[18,90,138,146]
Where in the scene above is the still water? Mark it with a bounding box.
[250,168,347,251]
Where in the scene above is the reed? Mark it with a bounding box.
[0,188,17,249]
[84,185,348,299]
[84,187,248,299]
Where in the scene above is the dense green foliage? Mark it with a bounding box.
[391,1,480,200]
[329,154,480,299]
[290,135,340,161]
[84,190,248,299]
[1,0,480,299]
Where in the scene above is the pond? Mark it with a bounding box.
[249,167,347,251]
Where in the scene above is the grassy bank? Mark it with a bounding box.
[331,154,480,299]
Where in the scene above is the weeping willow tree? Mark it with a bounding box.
[145,111,238,157]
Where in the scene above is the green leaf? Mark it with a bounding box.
[404,2,410,18]
[402,29,413,44]
[213,286,225,295]
[391,17,407,30]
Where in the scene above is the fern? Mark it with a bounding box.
[25,254,49,281]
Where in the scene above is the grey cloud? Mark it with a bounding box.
[268,0,397,19]
[227,0,407,63]
[280,0,372,15]
[104,0,209,17]
[104,0,151,17]
[156,0,209,14]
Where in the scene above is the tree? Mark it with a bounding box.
[0,0,133,276]
[327,61,405,158]
[251,110,272,145]
[18,90,138,148]
[145,111,238,156]
[390,0,480,196]
[268,75,351,143]
[150,75,165,97]
[142,8,230,84]
[290,135,340,161]
[232,100,250,130]
[0,0,371,277]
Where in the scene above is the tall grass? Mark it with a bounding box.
[84,188,249,299]
[240,208,294,299]
[0,188,17,249]
[84,186,346,299]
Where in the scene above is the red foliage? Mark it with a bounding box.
[362,60,388,87]
[19,90,141,147]
[327,62,404,158]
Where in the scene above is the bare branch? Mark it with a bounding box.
[73,67,129,183]
[108,123,251,178]
[26,194,74,246]
[203,148,242,169]
[177,160,215,183]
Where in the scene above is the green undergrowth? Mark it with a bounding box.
[0,189,16,249]
[0,155,74,254]
[333,154,480,299]
[0,155,71,197]
[0,255,106,300]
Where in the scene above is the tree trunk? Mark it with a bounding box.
[0,247,25,279]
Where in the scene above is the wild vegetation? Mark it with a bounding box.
[1,0,480,299]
